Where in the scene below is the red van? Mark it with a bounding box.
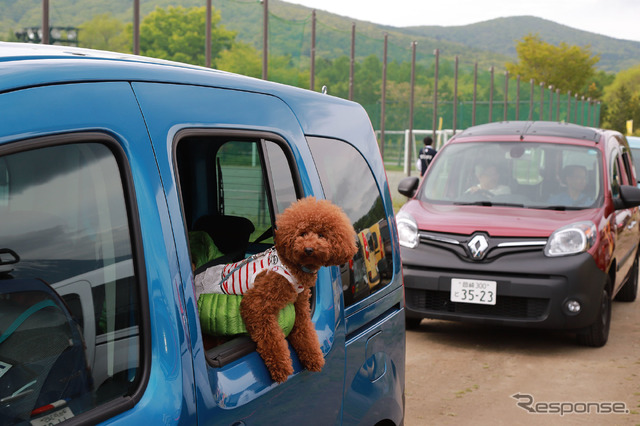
[397,121,640,347]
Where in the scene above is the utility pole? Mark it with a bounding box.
[42,0,49,44]
[310,10,316,91]
[206,0,212,67]
[262,0,268,80]
[133,0,140,54]
[349,22,355,100]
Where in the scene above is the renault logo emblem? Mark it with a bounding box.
[468,234,489,259]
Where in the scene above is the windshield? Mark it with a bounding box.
[419,141,603,210]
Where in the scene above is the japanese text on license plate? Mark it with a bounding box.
[450,278,496,305]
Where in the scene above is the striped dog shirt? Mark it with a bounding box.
[194,247,304,299]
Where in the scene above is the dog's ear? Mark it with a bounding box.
[328,218,358,265]
[333,233,358,265]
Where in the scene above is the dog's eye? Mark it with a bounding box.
[318,233,325,239]
[300,232,307,237]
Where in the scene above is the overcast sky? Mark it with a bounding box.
[285,0,640,42]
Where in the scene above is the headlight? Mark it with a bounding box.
[544,221,597,257]
[396,211,419,249]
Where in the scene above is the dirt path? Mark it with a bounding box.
[404,298,640,425]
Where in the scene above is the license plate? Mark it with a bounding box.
[31,407,74,426]
[451,278,497,305]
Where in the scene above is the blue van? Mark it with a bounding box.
[0,42,405,425]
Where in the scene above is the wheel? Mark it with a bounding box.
[577,284,611,347]
[405,316,422,330]
[615,254,638,302]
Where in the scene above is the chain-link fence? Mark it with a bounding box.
[25,0,602,171]
[246,1,602,169]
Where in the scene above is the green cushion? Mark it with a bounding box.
[198,293,296,337]
[189,231,223,269]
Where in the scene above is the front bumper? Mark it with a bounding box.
[402,242,607,330]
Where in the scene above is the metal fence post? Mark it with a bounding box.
[408,41,417,176]
[472,62,478,126]
[310,10,316,91]
[349,22,355,100]
[548,85,554,121]
[488,66,494,123]
[540,83,545,121]
[206,0,212,67]
[262,0,268,80]
[380,33,388,157]
[529,79,534,120]
[133,0,139,54]
[504,71,508,121]
[432,48,439,143]
[516,75,520,120]
[453,56,459,133]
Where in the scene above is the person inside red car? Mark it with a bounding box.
[548,165,592,207]
[465,163,510,196]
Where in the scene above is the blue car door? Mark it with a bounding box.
[131,81,346,424]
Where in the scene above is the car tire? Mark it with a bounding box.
[577,283,611,347]
[405,316,422,330]
[615,254,638,302]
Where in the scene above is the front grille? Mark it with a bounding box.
[418,231,546,263]
[406,288,549,320]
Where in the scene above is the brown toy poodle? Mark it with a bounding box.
[195,196,356,382]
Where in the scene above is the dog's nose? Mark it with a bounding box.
[304,247,314,256]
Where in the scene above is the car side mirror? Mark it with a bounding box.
[398,176,420,198]
[617,184,640,209]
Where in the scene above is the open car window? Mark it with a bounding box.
[175,133,300,364]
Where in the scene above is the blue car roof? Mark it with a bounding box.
[0,42,372,145]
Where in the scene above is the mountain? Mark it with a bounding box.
[1,0,639,72]
[400,16,640,72]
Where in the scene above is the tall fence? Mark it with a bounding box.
[248,1,601,170]
[32,0,602,171]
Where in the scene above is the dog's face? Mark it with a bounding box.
[274,197,357,273]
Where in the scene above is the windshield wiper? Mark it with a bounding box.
[453,201,494,206]
[536,205,585,211]
[453,201,525,208]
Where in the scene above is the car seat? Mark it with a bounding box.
[0,278,92,424]
[192,215,255,274]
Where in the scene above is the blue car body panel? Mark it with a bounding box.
[0,42,404,426]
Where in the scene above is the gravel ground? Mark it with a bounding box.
[404,288,640,425]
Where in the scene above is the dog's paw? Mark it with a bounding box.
[268,362,294,383]
[300,353,325,372]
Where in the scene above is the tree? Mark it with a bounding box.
[602,64,640,133]
[216,43,262,78]
[140,6,235,67]
[79,13,130,53]
[506,34,599,94]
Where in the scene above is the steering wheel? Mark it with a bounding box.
[474,189,494,198]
